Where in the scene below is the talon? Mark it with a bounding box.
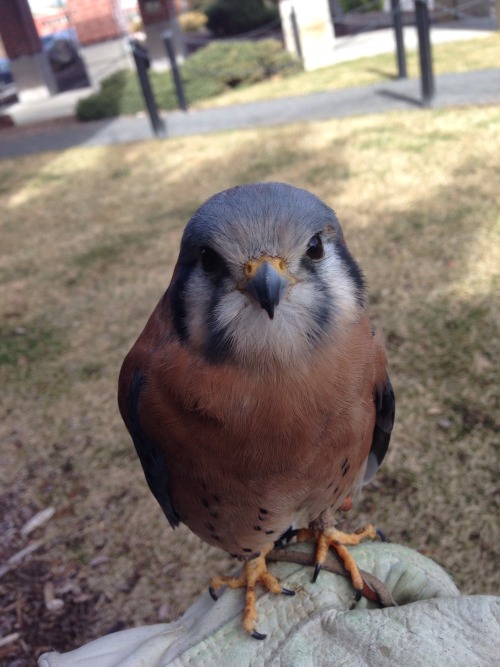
[311,524,379,597]
[376,528,388,542]
[210,548,293,638]
[281,587,295,596]
[208,586,218,601]
[354,589,362,602]
[274,527,299,548]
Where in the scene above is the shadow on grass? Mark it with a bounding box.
[359,151,498,571]
[366,67,400,81]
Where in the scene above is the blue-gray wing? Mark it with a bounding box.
[121,369,180,529]
[363,376,395,484]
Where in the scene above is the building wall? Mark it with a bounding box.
[33,8,70,37]
[66,0,126,46]
[0,0,41,59]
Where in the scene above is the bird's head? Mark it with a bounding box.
[168,183,366,367]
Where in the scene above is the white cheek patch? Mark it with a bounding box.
[215,290,248,330]
[285,279,318,319]
[322,249,359,328]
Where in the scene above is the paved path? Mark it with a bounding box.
[1,68,499,159]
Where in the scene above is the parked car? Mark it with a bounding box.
[0,57,18,106]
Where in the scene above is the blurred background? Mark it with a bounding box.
[0,1,499,665]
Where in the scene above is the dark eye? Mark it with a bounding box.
[306,234,324,260]
[200,247,223,273]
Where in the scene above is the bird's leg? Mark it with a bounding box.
[209,547,295,639]
[297,523,380,597]
[338,495,353,512]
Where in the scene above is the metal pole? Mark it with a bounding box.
[162,31,188,112]
[130,39,165,136]
[290,7,303,66]
[391,0,407,78]
[415,0,435,107]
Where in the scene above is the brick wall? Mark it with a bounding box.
[33,8,70,37]
[0,0,41,59]
[66,0,126,46]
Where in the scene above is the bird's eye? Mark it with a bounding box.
[200,247,223,273]
[306,234,324,260]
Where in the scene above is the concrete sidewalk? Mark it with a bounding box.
[1,67,499,159]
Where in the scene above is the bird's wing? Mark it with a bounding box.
[363,376,395,484]
[118,364,180,529]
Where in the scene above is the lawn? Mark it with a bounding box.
[0,104,499,663]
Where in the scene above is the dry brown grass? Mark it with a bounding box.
[0,105,499,662]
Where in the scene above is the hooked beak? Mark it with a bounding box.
[244,255,289,320]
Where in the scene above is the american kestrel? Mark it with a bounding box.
[118,182,395,638]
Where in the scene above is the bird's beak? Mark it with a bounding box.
[243,255,289,320]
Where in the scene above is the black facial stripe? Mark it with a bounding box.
[335,242,366,307]
[310,278,332,341]
[204,278,233,364]
[171,244,231,348]
[170,264,195,343]
[312,301,331,336]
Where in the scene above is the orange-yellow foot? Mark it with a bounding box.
[209,550,295,640]
[297,525,382,597]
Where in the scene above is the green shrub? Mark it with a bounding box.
[339,0,383,12]
[205,0,278,37]
[76,70,142,121]
[76,39,299,121]
[182,39,299,89]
